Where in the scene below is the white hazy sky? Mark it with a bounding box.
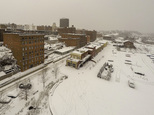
[0,0,154,33]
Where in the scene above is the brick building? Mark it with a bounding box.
[58,33,87,48]
[58,26,76,35]
[3,33,44,71]
[123,41,136,49]
[85,30,97,42]
[76,29,97,42]
[37,25,52,31]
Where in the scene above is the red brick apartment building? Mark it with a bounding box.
[3,33,44,72]
[58,33,87,48]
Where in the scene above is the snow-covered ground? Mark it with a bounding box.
[0,60,66,115]
[50,42,154,115]
[1,40,154,115]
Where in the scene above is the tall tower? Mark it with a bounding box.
[60,18,69,28]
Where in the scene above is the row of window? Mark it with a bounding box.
[23,51,43,56]
[23,55,44,61]
[22,61,44,70]
[23,57,44,65]
[22,37,44,40]
[22,46,44,51]
[22,40,44,45]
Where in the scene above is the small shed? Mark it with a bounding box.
[123,41,136,49]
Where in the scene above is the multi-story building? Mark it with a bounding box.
[85,30,97,42]
[58,33,87,48]
[60,18,69,28]
[76,29,97,42]
[37,25,52,34]
[3,33,44,71]
[58,26,76,35]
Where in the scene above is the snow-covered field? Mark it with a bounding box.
[50,42,154,115]
[1,40,154,115]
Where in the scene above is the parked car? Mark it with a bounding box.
[128,79,135,88]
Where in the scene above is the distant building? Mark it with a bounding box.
[58,26,76,35]
[52,23,57,32]
[85,30,97,42]
[58,33,87,48]
[123,41,136,49]
[3,33,44,71]
[16,25,24,30]
[24,24,30,31]
[37,25,52,31]
[60,18,69,28]
[7,23,17,30]
[76,29,97,42]
[0,24,7,29]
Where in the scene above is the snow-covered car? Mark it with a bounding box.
[128,79,135,88]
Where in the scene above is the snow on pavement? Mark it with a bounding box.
[50,43,154,115]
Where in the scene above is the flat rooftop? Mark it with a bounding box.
[4,33,44,36]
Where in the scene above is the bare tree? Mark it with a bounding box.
[19,79,32,101]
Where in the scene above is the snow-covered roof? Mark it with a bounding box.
[71,51,82,56]
[49,37,58,41]
[77,47,89,52]
[0,71,6,76]
[86,44,96,49]
[98,40,106,44]
[115,39,123,43]
[55,47,75,53]
[0,46,11,52]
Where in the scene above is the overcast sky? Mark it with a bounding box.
[0,0,154,33]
